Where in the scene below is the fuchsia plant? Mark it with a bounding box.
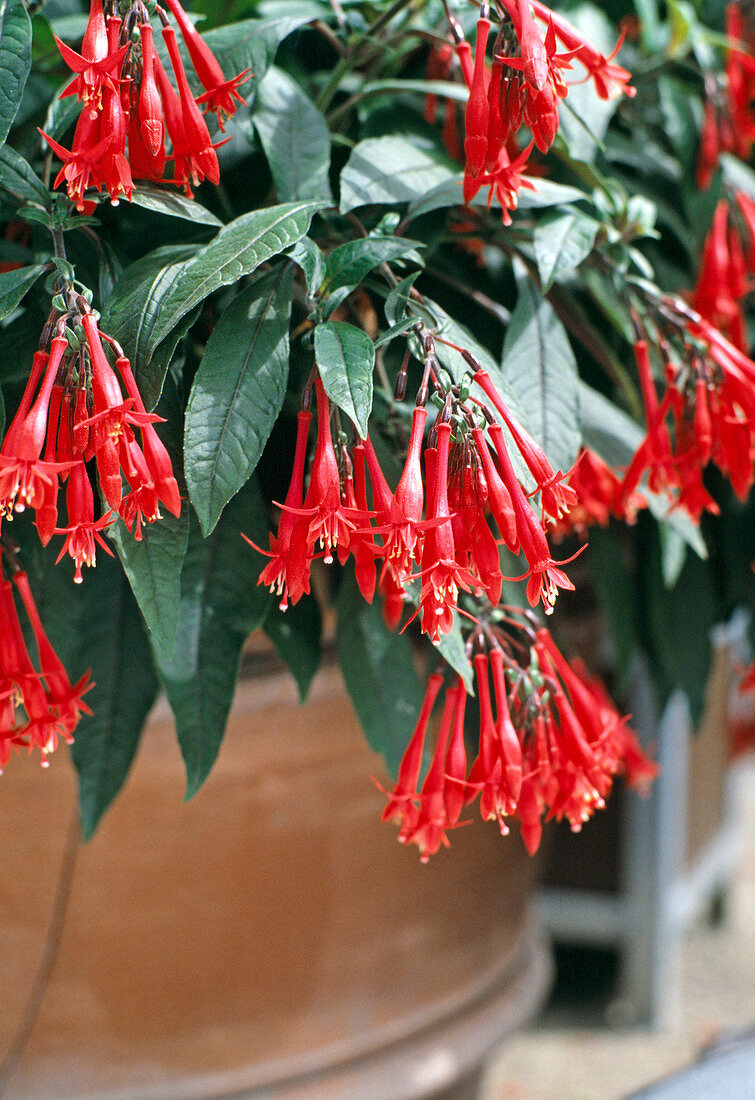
[0,0,754,856]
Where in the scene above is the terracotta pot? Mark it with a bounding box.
[0,657,551,1100]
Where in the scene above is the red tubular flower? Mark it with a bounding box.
[55,32,129,119]
[12,570,93,738]
[380,671,445,833]
[160,27,221,193]
[39,111,113,211]
[244,409,313,611]
[488,423,576,612]
[365,406,428,585]
[528,0,635,100]
[414,423,476,642]
[339,445,378,602]
[0,336,70,523]
[464,10,492,179]
[401,683,463,860]
[474,369,577,521]
[0,567,91,769]
[163,0,251,127]
[99,83,133,205]
[55,460,114,583]
[116,356,181,518]
[137,23,164,159]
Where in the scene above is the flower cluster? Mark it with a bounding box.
[0,557,92,773]
[0,300,180,581]
[380,611,658,862]
[697,0,755,189]
[248,340,582,640]
[550,447,646,540]
[620,293,755,520]
[40,0,248,209]
[436,0,634,222]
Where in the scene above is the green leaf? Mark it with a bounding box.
[153,480,272,798]
[314,320,374,437]
[577,380,644,467]
[203,4,326,105]
[435,619,474,692]
[108,503,191,659]
[288,236,325,295]
[0,144,48,205]
[322,235,423,294]
[659,523,688,588]
[0,0,32,147]
[184,263,294,535]
[644,530,714,724]
[38,553,161,839]
[405,174,587,223]
[147,201,324,356]
[336,570,424,777]
[0,262,45,322]
[340,136,457,213]
[533,211,598,291]
[98,243,198,408]
[253,66,332,202]
[264,595,322,702]
[128,183,223,226]
[502,276,580,474]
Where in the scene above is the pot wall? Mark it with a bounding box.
[0,660,550,1100]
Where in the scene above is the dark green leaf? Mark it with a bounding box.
[185,264,294,535]
[322,235,423,293]
[203,4,326,105]
[578,380,644,466]
[288,236,325,295]
[340,136,457,213]
[253,66,332,202]
[0,262,45,322]
[502,276,581,474]
[153,479,272,797]
[33,552,161,839]
[0,144,48,205]
[435,619,474,692]
[147,201,324,355]
[336,570,424,777]
[533,211,598,291]
[0,304,45,382]
[644,531,714,724]
[98,243,198,408]
[0,0,32,147]
[314,320,374,437]
[108,503,191,659]
[264,595,322,702]
[129,183,224,226]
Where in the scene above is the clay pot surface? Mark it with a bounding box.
[0,661,550,1100]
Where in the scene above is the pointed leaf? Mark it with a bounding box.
[153,479,273,798]
[314,320,374,437]
[185,264,294,535]
[0,144,48,205]
[253,66,332,202]
[147,201,324,356]
[108,503,191,659]
[502,276,580,474]
[288,236,325,295]
[0,262,45,321]
[322,235,424,293]
[533,210,597,290]
[340,136,457,213]
[98,243,198,408]
[336,570,424,777]
[128,183,223,226]
[264,595,322,702]
[0,0,32,146]
[32,552,160,839]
